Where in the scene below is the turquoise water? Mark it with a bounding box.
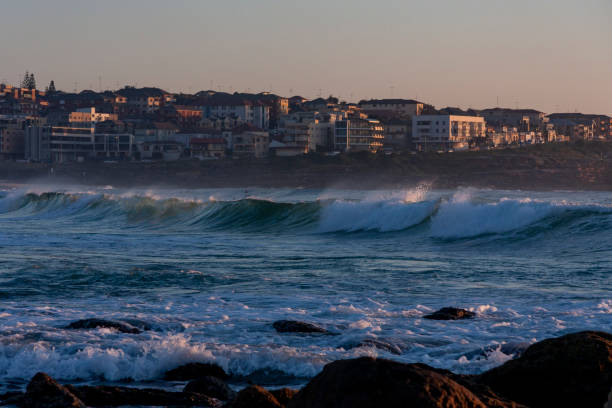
[0,185,610,392]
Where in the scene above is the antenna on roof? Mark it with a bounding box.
[98,75,102,92]
[390,85,394,98]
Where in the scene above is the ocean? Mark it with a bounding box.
[0,184,610,393]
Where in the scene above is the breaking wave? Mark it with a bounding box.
[0,188,610,238]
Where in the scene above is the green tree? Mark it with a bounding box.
[28,73,36,90]
[46,80,56,93]
[20,71,30,88]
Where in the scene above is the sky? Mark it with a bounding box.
[1,0,611,114]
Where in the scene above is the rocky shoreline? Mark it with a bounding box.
[2,320,610,408]
[1,141,611,191]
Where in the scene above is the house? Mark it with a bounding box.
[228,125,269,158]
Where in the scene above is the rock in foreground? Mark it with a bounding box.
[184,375,236,401]
[65,318,141,334]
[423,307,476,320]
[273,320,328,334]
[227,385,282,408]
[21,372,85,408]
[67,385,219,407]
[270,388,298,406]
[288,357,487,408]
[164,362,229,381]
[479,330,612,408]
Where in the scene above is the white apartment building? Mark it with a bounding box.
[413,115,485,151]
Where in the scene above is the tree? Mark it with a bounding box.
[20,71,30,88]
[46,80,56,93]
[20,71,36,90]
[28,73,36,90]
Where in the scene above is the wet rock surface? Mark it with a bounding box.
[478,330,612,408]
[20,372,85,408]
[65,318,142,334]
[164,362,229,381]
[342,338,403,355]
[183,375,236,401]
[423,307,476,320]
[66,384,220,407]
[273,320,328,334]
[227,385,283,408]
[287,357,487,408]
[270,388,299,406]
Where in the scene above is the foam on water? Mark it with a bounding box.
[0,185,610,392]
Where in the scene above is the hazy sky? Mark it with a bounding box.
[2,0,611,114]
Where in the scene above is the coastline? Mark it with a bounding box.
[1,142,611,191]
[3,330,611,407]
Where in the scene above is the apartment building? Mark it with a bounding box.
[279,111,337,154]
[413,115,486,151]
[202,96,270,129]
[358,99,425,118]
[335,116,384,152]
[25,126,133,162]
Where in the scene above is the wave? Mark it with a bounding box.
[0,189,610,238]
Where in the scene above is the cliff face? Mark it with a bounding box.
[1,141,611,190]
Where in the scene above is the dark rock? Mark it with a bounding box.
[227,385,282,408]
[423,307,476,320]
[478,330,612,408]
[184,376,236,401]
[273,320,328,334]
[66,384,220,407]
[65,318,141,334]
[270,388,298,406]
[164,362,229,381]
[343,338,403,355]
[20,372,85,408]
[420,365,527,408]
[287,357,487,408]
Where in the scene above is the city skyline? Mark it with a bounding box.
[1,0,611,115]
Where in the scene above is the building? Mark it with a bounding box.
[547,113,611,141]
[381,119,412,151]
[334,116,384,152]
[480,108,545,130]
[190,137,226,159]
[69,107,118,125]
[137,141,183,161]
[173,105,203,129]
[358,99,425,118]
[278,111,337,155]
[413,115,486,151]
[202,95,270,129]
[228,125,269,158]
[25,126,133,162]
